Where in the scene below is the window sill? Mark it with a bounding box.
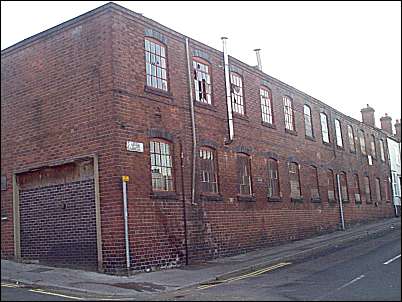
[341,199,350,203]
[322,141,332,147]
[261,122,276,129]
[144,86,173,99]
[291,197,304,203]
[200,193,223,202]
[150,191,178,200]
[311,197,322,203]
[328,199,337,204]
[305,135,316,142]
[237,195,256,202]
[355,201,362,204]
[285,128,297,136]
[350,150,357,155]
[336,145,345,151]
[194,101,217,112]
[267,196,282,202]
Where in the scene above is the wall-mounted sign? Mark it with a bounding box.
[126,141,144,153]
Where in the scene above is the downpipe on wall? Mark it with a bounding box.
[336,173,346,231]
[222,37,234,143]
[121,176,131,274]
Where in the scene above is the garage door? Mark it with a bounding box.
[18,159,98,270]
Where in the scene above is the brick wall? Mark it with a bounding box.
[19,179,97,269]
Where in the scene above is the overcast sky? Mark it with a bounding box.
[2,1,401,129]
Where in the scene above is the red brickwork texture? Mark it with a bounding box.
[19,179,97,270]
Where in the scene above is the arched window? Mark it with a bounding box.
[310,166,320,200]
[339,172,349,201]
[283,96,295,131]
[230,73,244,115]
[320,112,330,143]
[267,158,280,198]
[375,177,381,201]
[335,119,343,147]
[347,125,356,152]
[358,130,366,155]
[289,162,301,199]
[353,174,361,203]
[260,87,273,124]
[237,153,252,195]
[379,139,386,162]
[193,57,212,104]
[327,169,337,202]
[199,147,218,193]
[144,38,168,91]
[150,140,174,191]
[370,134,377,158]
[364,176,371,203]
[304,105,313,138]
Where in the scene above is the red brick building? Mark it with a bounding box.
[1,3,395,273]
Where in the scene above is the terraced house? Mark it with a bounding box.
[1,2,398,274]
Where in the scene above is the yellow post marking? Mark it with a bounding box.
[29,289,83,300]
[197,262,291,290]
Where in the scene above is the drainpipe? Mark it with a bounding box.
[185,37,197,205]
[180,141,189,265]
[222,37,234,143]
[121,176,131,273]
[336,173,345,231]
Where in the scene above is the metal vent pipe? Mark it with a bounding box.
[222,37,234,142]
[254,48,262,71]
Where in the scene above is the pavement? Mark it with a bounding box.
[1,217,401,300]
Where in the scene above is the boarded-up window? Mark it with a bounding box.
[370,135,377,158]
[327,169,336,201]
[199,148,218,193]
[384,179,391,202]
[364,176,372,202]
[310,166,320,199]
[289,162,301,199]
[335,119,343,147]
[237,154,252,195]
[340,172,348,201]
[267,158,280,198]
[379,139,386,162]
[320,112,330,143]
[150,140,174,191]
[358,130,366,155]
[353,174,361,203]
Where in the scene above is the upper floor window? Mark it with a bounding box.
[145,38,168,91]
[370,134,377,158]
[304,105,314,138]
[150,140,173,191]
[193,58,212,104]
[199,147,218,193]
[230,73,244,115]
[379,139,386,162]
[375,178,382,201]
[335,119,343,147]
[267,158,280,198]
[283,96,295,131]
[347,125,356,152]
[327,169,337,201]
[289,162,301,199]
[310,166,320,200]
[260,88,273,124]
[358,130,367,155]
[320,112,330,143]
[364,176,371,202]
[353,174,361,203]
[237,154,252,195]
[340,172,348,201]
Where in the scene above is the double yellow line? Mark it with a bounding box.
[1,283,83,300]
[197,262,291,290]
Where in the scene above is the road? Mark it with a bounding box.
[160,229,401,301]
[1,229,400,301]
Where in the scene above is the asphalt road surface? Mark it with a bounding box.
[1,228,400,301]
